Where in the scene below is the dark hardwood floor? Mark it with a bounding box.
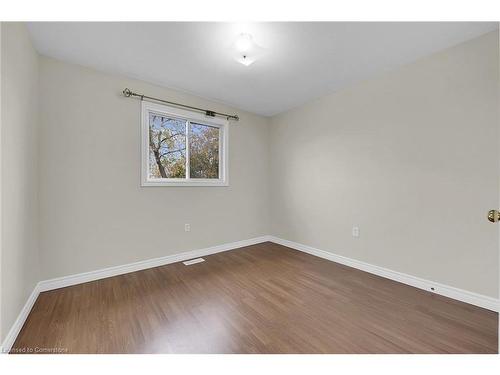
[12,242,498,353]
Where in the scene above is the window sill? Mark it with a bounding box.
[141,179,229,187]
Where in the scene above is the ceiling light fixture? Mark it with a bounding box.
[235,33,253,53]
[231,33,263,66]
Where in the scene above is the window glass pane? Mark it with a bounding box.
[148,113,186,179]
[189,123,220,179]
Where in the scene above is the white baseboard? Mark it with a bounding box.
[1,286,40,354]
[37,235,272,292]
[1,235,271,353]
[268,236,500,312]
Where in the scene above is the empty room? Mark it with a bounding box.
[1,11,500,366]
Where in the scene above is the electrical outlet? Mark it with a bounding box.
[184,224,191,232]
[352,226,360,238]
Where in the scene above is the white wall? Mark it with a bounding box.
[38,57,270,280]
[0,21,3,342]
[0,23,40,341]
[270,31,499,298]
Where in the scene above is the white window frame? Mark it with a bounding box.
[141,101,229,187]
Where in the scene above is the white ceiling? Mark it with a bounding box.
[27,22,498,117]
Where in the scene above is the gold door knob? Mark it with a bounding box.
[488,210,500,223]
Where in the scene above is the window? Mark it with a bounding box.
[142,101,228,186]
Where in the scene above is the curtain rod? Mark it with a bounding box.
[122,88,239,121]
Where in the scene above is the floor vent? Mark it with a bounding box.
[183,258,205,266]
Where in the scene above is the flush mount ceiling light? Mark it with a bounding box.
[231,33,264,66]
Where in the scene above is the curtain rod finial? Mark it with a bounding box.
[123,88,132,97]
